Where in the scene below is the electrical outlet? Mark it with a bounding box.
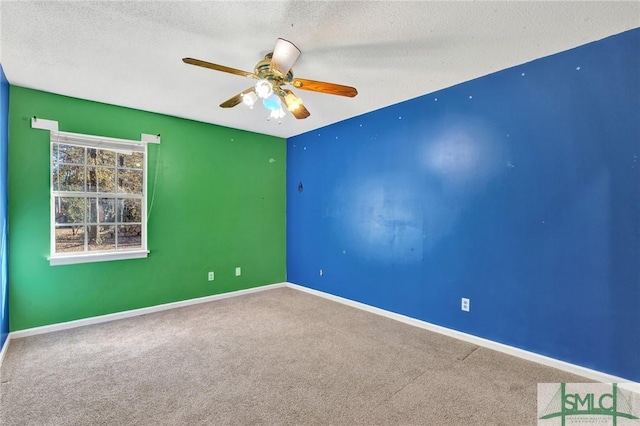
[461,298,470,312]
[208,271,214,281]
[319,269,323,276]
[235,267,241,277]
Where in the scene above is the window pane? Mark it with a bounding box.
[100,198,116,223]
[87,198,96,222]
[87,167,97,192]
[117,169,143,194]
[87,167,116,193]
[54,144,85,164]
[117,198,142,222]
[88,198,116,223]
[88,225,116,251]
[54,197,85,224]
[98,168,116,192]
[55,225,85,253]
[118,152,143,169]
[53,164,85,191]
[118,225,141,249]
[87,148,115,166]
[52,163,60,190]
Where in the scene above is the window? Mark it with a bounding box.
[52,140,145,256]
[41,126,157,265]
[31,118,159,265]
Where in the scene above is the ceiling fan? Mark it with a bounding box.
[182,38,358,121]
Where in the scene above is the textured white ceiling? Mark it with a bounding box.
[1,1,638,138]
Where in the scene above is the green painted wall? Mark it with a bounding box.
[8,86,286,330]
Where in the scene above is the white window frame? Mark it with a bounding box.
[31,118,160,266]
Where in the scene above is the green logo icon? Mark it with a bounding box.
[539,383,639,426]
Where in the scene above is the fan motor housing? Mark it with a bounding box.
[255,53,293,84]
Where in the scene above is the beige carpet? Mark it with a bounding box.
[0,287,587,425]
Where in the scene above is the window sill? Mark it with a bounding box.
[48,250,149,266]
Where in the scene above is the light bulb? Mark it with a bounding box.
[289,99,300,111]
[242,92,258,108]
[284,92,302,111]
[269,107,286,120]
[255,80,274,99]
[262,94,282,110]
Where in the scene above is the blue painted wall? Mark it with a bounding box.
[0,63,9,353]
[287,29,640,381]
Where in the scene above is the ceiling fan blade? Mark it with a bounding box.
[278,89,310,119]
[291,78,358,97]
[270,38,301,77]
[182,58,255,78]
[220,87,256,108]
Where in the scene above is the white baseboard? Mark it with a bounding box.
[0,334,10,375]
[285,282,637,386]
[10,282,286,339]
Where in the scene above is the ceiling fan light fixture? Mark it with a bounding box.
[262,94,282,110]
[255,79,274,99]
[271,38,301,77]
[241,91,258,108]
[284,92,302,111]
[269,107,286,120]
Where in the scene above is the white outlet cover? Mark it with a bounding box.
[208,271,214,281]
[235,267,241,276]
[461,298,470,312]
